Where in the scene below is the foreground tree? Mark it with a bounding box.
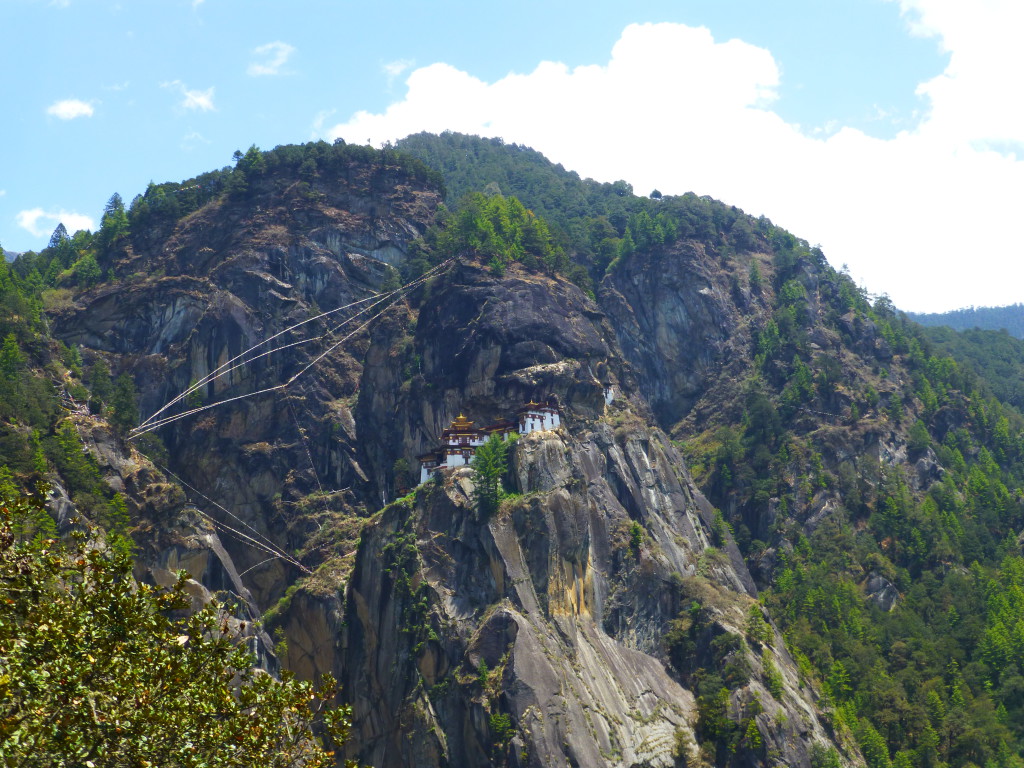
[471,433,514,516]
[0,489,354,767]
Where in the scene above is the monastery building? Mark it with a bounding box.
[418,397,561,484]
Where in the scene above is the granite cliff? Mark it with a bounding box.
[50,142,861,767]
[339,263,837,767]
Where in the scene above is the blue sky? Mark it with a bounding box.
[2,0,1021,312]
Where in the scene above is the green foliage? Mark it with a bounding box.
[908,419,931,454]
[392,457,410,491]
[665,593,764,761]
[185,377,205,409]
[397,131,768,290]
[980,556,1024,686]
[49,420,100,491]
[87,357,114,409]
[810,744,843,768]
[470,433,515,517]
[73,253,102,287]
[745,604,772,647]
[855,718,892,768]
[96,192,129,253]
[919,324,1024,412]
[0,334,25,380]
[748,260,762,292]
[426,192,565,276]
[629,520,644,550]
[710,509,732,547]
[126,139,443,235]
[380,511,435,655]
[742,716,762,750]
[696,686,738,760]
[109,373,139,432]
[762,649,784,699]
[489,712,513,745]
[0,488,353,767]
[645,194,1024,765]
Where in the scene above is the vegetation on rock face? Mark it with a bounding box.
[394,133,1024,766]
[430,192,565,277]
[0,244,140,544]
[0,489,353,767]
[669,231,1024,765]
[8,132,1024,766]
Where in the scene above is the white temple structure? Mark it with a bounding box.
[418,397,561,484]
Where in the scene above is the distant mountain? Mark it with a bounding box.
[909,303,1024,338]
[3,248,21,262]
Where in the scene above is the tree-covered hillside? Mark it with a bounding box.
[396,133,1024,765]
[918,326,1024,413]
[394,132,1024,767]
[398,131,767,292]
[909,304,1024,339]
[5,133,1024,767]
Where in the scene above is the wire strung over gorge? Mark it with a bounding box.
[129,258,455,438]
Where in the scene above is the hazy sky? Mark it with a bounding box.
[2,0,1021,312]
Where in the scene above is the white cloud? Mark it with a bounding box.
[248,41,295,77]
[50,0,70,7]
[46,99,94,120]
[896,0,1024,149]
[162,80,215,111]
[0,190,6,197]
[383,58,414,84]
[324,18,1024,312]
[310,109,336,140]
[16,208,95,239]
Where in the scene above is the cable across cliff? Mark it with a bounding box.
[128,258,454,439]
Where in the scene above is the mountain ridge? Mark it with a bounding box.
[909,304,1024,338]
[2,133,1023,767]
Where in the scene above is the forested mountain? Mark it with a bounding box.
[3,133,1024,767]
[917,326,1024,413]
[909,304,1024,339]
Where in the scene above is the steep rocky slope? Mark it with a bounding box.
[49,145,862,767]
[339,264,836,767]
[9,130,1022,767]
[54,150,442,608]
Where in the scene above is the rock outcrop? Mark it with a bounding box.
[54,156,442,607]
[52,152,850,767]
[338,264,835,767]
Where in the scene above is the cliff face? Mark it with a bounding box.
[54,159,442,607]
[53,155,848,767]
[600,240,745,431]
[339,265,835,767]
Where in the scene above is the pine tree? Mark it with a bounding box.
[471,434,512,517]
[109,373,139,432]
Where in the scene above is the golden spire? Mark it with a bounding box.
[451,414,474,430]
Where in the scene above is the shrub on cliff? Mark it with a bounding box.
[0,489,354,768]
